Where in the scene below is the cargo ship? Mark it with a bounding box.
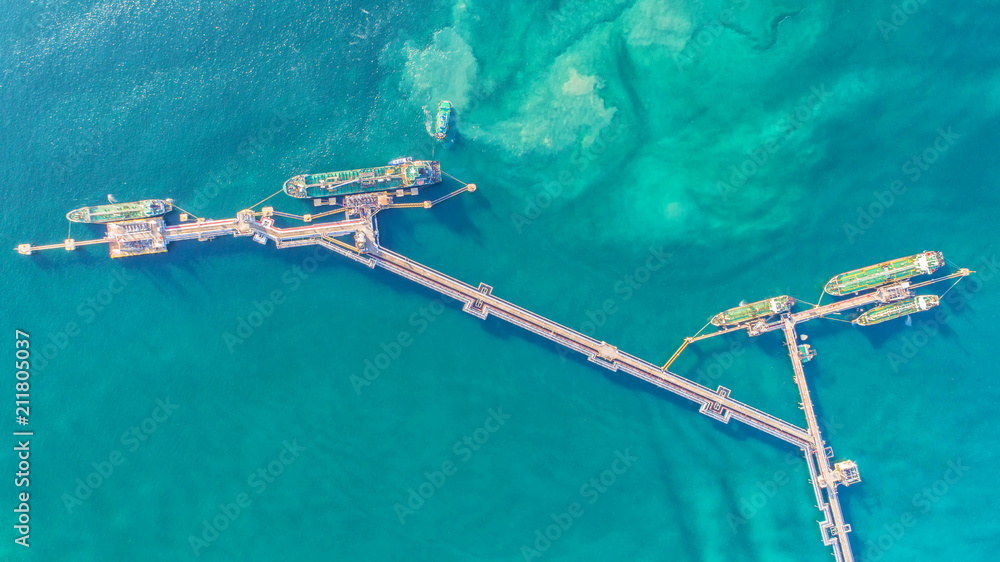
[710,295,795,327]
[435,101,452,139]
[853,295,940,326]
[283,159,441,199]
[824,251,944,296]
[66,199,173,224]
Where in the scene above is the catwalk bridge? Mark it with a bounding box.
[16,182,973,562]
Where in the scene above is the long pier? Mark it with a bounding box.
[20,189,974,562]
[782,318,855,561]
[152,209,818,446]
[370,243,813,447]
[19,207,815,448]
[365,222,856,561]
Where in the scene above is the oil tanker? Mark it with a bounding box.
[824,251,944,296]
[283,158,441,199]
[853,295,940,326]
[66,199,172,224]
[710,295,795,327]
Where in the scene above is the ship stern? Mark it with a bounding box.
[923,251,945,274]
[823,277,843,296]
[283,176,308,198]
[709,312,728,327]
[66,208,89,223]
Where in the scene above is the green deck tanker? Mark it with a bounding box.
[853,295,940,326]
[66,199,172,224]
[824,251,944,296]
[710,295,795,327]
[283,158,441,199]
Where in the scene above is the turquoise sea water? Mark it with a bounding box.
[2,1,998,560]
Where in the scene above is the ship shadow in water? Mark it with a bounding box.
[854,309,960,350]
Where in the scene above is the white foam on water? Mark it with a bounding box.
[621,0,692,51]
[400,27,479,109]
[476,49,618,161]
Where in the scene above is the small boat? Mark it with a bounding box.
[435,100,452,139]
[853,295,940,326]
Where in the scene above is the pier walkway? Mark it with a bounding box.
[20,193,923,562]
[782,318,854,562]
[368,242,812,448]
[17,209,814,448]
[769,284,910,330]
[161,213,368,244]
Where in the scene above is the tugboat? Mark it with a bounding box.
[435,100,452,139]
[66,199,173,224]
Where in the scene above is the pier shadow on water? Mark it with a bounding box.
[135,235,249,298]
[31,246,104,272]
[465,311,809,455]
[374,262,818,455]
[378,194,488,247]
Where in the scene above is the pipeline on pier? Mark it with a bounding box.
[18,179,968,562]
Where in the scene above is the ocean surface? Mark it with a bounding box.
[1,1,998,560]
